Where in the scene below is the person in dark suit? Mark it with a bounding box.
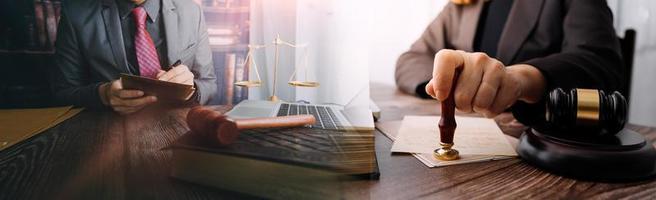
[395,0,623,124]
[51,0,217,114]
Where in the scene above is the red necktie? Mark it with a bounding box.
[132,6,160,78]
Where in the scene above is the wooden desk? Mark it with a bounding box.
[1,83,655,199]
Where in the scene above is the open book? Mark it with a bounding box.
[389,116,518,167]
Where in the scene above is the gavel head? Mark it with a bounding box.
[544,88,627,136]
[215,118,239,145]
[186,107,239,145]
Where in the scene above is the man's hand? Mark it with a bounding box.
[156,65,194,86]
[425,49,546,118]
[100,79,157,115]
[156,65,195,100]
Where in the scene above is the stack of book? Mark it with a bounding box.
[198,0,250,105]
[0,0,62,108]
[170,127,379,198]
[0,0,61,51]
[222,53,249,105]
[33,0,61,50]
[207,26,241,46]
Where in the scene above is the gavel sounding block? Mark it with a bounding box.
[518,128,656,182]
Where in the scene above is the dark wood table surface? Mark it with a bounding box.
[2,83,655,199]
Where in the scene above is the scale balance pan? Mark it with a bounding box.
[288,81,320,87]
[235,81,262,88]
[517,128,656,182]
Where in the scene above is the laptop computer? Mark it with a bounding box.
[226,77,376,132]
[225,97,375,132]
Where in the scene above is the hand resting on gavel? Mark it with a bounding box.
[186,107,316,145]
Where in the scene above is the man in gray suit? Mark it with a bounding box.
[396,0,622,124]
[51,0,216,114]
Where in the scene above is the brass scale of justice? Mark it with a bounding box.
[234,34,319,102]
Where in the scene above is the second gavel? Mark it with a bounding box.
[434,70,460,161]
[544,88,627,136]
[186,107,316,145]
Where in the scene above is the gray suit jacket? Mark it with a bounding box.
[51,0,217,109]
[395,0,623,96]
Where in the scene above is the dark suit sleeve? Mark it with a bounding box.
[189,7,217,105]
[395,5,452,97]
[50,9,106,109]
[513,0,623,125]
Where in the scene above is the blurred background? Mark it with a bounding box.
[0,0,654,127]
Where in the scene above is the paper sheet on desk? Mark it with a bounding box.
[389,116,517,167]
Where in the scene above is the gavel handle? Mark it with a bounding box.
[234,115,316,130]
[439,70,460,144]
[187,106,317,145]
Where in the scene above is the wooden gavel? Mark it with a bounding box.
[186,107,316,145]
[434,70,460,161]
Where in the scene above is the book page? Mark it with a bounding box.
[391,116,517,156]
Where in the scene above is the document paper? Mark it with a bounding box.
[390,116,517,167]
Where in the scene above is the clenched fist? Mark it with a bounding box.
[425,49,546,118]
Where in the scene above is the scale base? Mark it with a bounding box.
[517,128,656,182]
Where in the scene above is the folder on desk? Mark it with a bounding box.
[0,106,83,151]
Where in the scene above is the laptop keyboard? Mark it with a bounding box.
[277,103,344,130]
